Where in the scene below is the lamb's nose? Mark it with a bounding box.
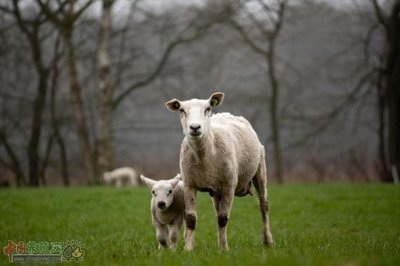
[157,201,166,209]
[190,124,201,132]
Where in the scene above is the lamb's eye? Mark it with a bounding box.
[169,190,172,194]
[205,106,211,114]
[152,191,156,196]
[179,109,186,116]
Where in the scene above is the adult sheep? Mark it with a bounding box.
[165,92,273,251]
[103,167,139,188]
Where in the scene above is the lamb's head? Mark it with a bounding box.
[165,92,224,140]
[140,174,181,210]
[103,172,112,183]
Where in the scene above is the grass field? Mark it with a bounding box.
[1,184,399,265]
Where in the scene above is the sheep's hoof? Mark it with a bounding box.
[184,245,194,252]
[263,238,274,248]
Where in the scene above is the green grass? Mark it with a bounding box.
[0,184,399,265]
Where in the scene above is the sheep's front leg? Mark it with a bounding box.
[155,223,169,249]
[115,177,122,188]
[184,185,197,251]
[169,215,183,250]
[215,189,234,250]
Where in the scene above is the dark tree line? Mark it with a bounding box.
[0,0,398,186]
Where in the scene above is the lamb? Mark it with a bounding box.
[140,174,185,250]
[165,92,273,251]
[103,167,139,188]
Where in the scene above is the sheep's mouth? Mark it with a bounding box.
[189,131,202,138]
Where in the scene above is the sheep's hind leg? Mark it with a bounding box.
[253,150,273,247]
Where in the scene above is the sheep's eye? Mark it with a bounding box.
[179,109,186,116]
[169,190,172,194]
[205,106,211,114]
[152,191,156,196]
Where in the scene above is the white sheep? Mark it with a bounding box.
[140,174,185,250]
[165,92,273,251]
[103,167,139,188]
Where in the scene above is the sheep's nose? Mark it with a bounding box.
[190,124,201,132]
[189,124,202,137]
[157,201,166,210]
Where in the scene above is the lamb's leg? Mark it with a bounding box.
[215,189,234,250]
[155,224,169,249]
[169,215,183,250]
[253,150,273,246]
[184,185,197,251]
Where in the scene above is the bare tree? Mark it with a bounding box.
[97,0,115,178]
[228,0,288,183]
[372,0,400,182]
[49,36,70,186]
[36,0,97,184]
[0,0,63,186]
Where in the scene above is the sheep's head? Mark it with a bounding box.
[140,174,181,211]
[165,92,224,140]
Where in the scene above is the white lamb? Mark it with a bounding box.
[103,167,139,188]
[165,92,273,251]
[140,174,185,250]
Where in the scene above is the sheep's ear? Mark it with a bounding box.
[170,174,181,188]
[209,92,224,107]
[165,99,181,112]
[140,175,156,189]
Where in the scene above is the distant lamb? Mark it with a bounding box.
[165,92,273,251]
[103,167,139,187]
[140,174,185,250]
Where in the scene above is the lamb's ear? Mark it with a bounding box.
[170,174,181,188]
[209,92,224,107]
[140,175,156,189]
[165,99,181,112]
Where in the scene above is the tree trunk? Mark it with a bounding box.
[266,41,284,183]
[50,54,70,186]
[385,2,400,182]
[97,0,115,180]
[377,84,390,180]
[27,70,48,186]
[63,28,96,184]
[0,132,26,186]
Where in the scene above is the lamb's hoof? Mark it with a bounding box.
[219,245,229,251]
[158,240,168,250]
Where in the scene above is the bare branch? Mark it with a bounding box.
[229,18,269,55]
[73,0,96,21]
[288,68,379,148]
[112,20,218,109]
[35,0,62,27]
[372,0,387,26]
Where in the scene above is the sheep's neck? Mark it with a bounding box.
[187,132,214,161]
